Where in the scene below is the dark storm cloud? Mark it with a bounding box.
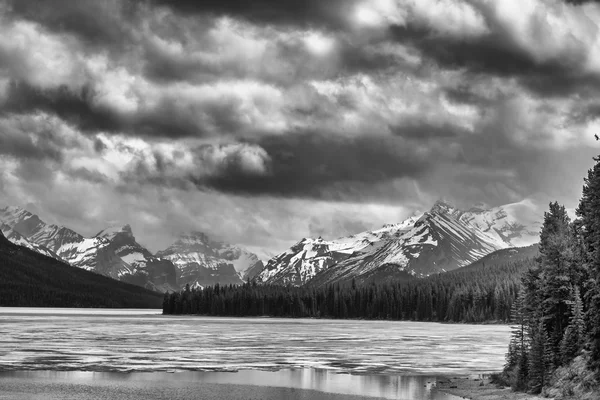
[568,103,600,124]
[68,167,110,184]
[198,132,431,199]
[5,0,136,48]
[0,130,63,161]
[93,138,108,154]
[0,80,243,139]
[1,81,124,134]
[442,85,491,107]
[388,23,600,98]
[389,122,469,140]
[150,0,356,29]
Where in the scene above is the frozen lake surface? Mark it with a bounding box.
[0,308,509,375]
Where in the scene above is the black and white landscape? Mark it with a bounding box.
[2,0,600,399]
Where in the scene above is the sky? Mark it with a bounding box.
[1,0,600,257]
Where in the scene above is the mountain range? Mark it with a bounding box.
[0,199,541,291]
[257,200,540,286]
[0,229,163,308]
[0,206,263,292]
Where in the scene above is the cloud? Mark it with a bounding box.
[122,141,272,187]
[148,0,357,29]
[5,0,139,48]
[1,0,600,256]
[387,0,600,97]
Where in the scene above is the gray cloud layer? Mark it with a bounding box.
[1,0,599,253]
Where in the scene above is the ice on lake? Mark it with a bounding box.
[0,308,509,376]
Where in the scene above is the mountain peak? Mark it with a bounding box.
[0,206,31,219]
[179,231,212,244]
[467,202,490,212]
[430,199,457,215]
[96,224,134,239]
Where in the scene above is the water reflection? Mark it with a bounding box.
[0,370,465,400]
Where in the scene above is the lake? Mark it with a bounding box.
[0,308,510,399]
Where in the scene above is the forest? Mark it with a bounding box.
[500,152,600,396]
[163,255,535,323]
[0,236,164,308]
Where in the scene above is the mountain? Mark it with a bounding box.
[454,243,540,274]
[0,229,163,308]
[0,206,177,292]
[156,232,264,288]
[95,225,178,292]
[257,200,540,286]
[1,223,61,260]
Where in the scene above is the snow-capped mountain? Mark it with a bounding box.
[257,200,541,286]
[433,199,541,248]
[156,232,264,288]
[1,223,62,260]
[95,225,178,292]
[0,206,129,277]
[0,206,177,292]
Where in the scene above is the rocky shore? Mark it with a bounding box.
[438,376,549,400]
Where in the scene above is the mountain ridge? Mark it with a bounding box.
[0,228,163,308]
[156,232,264,288]
[0,206,263,291]
[255,199,541,286]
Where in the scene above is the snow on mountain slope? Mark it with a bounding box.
[257,200,540,286]
[430,199,540,248]
[0,223,62,260]
[257,216,422,286]
[0,206,131,278]
[156,232,264,287]
[0,206,178,292]
[95,225,178,292]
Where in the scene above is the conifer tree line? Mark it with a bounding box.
[503,153,600,393]
[163,258,534,323]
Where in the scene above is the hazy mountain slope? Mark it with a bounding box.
[454,243,540,274]
[156,232,264,288]
[95,225,178,292]
[0,206,131,278]
[307,209,505,286]
[1,223,61,260]
[257,200,540,286]
[0,230,163,308]
[257,216,422,286]
[0,207,176,292]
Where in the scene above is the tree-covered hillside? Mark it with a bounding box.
[0,232,163,308]
[502,153,600,397]
[163,254,536,323]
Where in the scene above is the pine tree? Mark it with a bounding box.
[505,289,528,372]
[576,153,600,369]
[560,286,586,364]
[531,202,575,369]
[529,320,549,393]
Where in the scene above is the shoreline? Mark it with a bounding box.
[437,375,549,400]
[1,368,553,400]
[0,369,465,400]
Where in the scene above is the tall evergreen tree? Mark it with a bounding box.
[537,202,574,367]
[576,154,600,370]
[506,289,528,371]
[560,286,585,364]
[529,320,549,394]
